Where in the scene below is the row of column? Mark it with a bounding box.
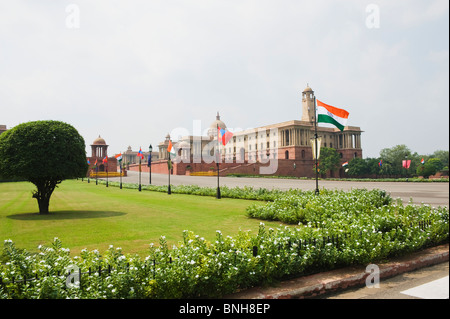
[92,146,107,158]
[280,128,361,149]
[281,128,311,147]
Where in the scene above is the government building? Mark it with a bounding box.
[133,86,363,178]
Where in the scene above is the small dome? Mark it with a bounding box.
[209,112,226,129]
[303,85,313,92]
[93,135,106,145]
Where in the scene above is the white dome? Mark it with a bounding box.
[209,112,226,129]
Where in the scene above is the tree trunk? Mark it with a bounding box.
[36,195,50,214]
[31,179,59,214]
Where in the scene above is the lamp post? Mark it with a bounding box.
[148,144,153,185]
[139,156,142,192]
[405,154,409,182]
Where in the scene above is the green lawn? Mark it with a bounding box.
[0,180,283,257]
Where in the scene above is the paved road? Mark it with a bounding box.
[101,171,449,207]
[319,261,449,299]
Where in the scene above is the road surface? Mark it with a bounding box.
[318,261,449,299]
[101,171,449,207]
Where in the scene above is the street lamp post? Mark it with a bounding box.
[148,144,153,185]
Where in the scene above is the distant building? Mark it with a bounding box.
[86,135,118,175]
[132,86,363,178]
[121,146,159,167]
[0,125,7,135]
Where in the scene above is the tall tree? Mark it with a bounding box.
[318,147,341,177]
[347,157,368,176]
[0,120,88,214]
[379,144,420,176]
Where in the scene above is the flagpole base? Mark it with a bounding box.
[168,185,171,195]
[216,187,221,199]
[139,184,141,192]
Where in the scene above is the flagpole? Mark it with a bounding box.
[119,160,122,189]
[216,124,221,199]
[314,96,319,195]
[168,152,171,195]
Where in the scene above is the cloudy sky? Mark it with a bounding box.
[0,0,448,158]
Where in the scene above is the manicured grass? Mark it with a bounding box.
[0,180,283,257]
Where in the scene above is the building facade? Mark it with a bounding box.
[121,146,159,168]
[86,135,118,175]
[133,86,363,178]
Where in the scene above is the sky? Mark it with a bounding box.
[0,0,448,159]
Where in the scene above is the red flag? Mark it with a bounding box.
[402,160,411,169]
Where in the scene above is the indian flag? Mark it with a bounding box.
[167,140,176,157]
[316,99,349,131]
[115,153,122,162]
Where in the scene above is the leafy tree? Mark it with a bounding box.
[379,144,421,176]
[318,147,340,177]
[416,158,444,178]
[431,150,449,168]
[366,158,382,175]
[347,157,368,176]
[0,121,88,214]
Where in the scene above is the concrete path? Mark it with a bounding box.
[102,171,449,207]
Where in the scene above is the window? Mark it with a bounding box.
[302,150,305,159]
[285,150,289,159]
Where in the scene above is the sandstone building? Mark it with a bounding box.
[134,86,363,178]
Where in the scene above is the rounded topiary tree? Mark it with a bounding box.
[0,120,88,214]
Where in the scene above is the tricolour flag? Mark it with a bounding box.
[218,127,233,146]
[316,99,349,131]
[342,161,348,167]
[115,153,122,162]
[167,140,176,157]
[421,158,425,164]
